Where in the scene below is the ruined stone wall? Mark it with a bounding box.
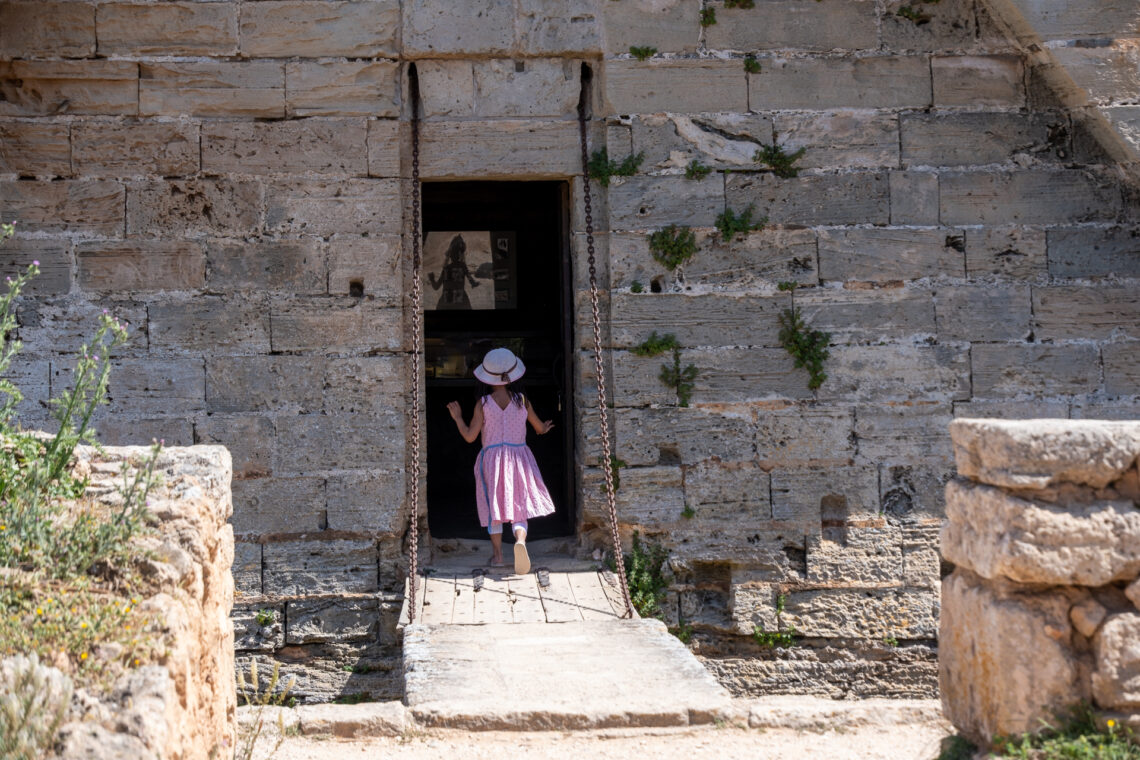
[1,0,1137,701]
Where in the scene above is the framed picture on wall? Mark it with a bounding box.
[422,230,517,311]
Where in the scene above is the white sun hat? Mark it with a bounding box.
[473,347,526,385]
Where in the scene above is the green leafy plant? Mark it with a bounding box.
[648,224,698,272]
[634,333,698,406]
[606,454,628,492]
[630,280,644,294]
[681,504,696,519]
[883,636,899,647]
[587,148,645,187]
[937,736,977,760]
[714,205,766,242]
[725,0,755,7]
[629,45,657,61]
[670,621,694,643]
[699,7,717,26]
[896,5,932,23]
[255,608,276,627]
[754,141,807,178]
[989,704,1140,759]
[622,531,669,619]
[0,653,72,760]
[778,307,831,391]
[777,281,798,291]
[633,331,680,357]
[752,593,798,649]
[744,55,761,74]
[684,159,712,180]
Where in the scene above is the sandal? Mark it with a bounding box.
[513,542,531,575]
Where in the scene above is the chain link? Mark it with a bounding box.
[407,73,424,624]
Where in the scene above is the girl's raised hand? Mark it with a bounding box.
[446,400,463,421]
[538,419,555,435]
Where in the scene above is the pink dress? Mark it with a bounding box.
[474,396,556,526]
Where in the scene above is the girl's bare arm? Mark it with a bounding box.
[525,397,555,435]
[447,400,483,443]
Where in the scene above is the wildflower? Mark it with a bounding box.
[131,598,138,605]
[31,260,39,266]
[80,652,87,660]
[80,621,87,629]
[0,524,5,530]
[124,606,131,614]
[35,607,43,615]
[134,658,140,666]
[1108,719,1116,728]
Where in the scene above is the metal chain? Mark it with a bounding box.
[407,70,424,624]
[578,110,634,619]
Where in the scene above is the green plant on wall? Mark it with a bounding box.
[714,205,766,242]
[684,159,712,180]
[752,593,799,649]
[897,0,940,25]
[755,141,807,178]
[699,7,716,26]
[629,45,657,61]
[633,331,680,358]
[634,332,699,407]
[778,307,831,391]
[724,0,755,7]
[648,224,697,271]
[621,531,670,619]
[605,454,628,492]
[744,55,761,74]
[587,148,644,187]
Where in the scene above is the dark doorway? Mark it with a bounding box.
[423,181,574,540]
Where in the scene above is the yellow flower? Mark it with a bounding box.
[35,608,43,615]
[80,652,87,660]
[131,598,138,605]
[133,659,140,666]
[80,622,87,629]
[45,598,52,604]
[124,625,131,631]
[0,525,6,530]
[124,606,131,614]
[1108,719,1116,728]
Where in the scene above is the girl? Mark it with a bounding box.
[446,348,556,574]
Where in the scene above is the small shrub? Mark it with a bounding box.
[752,593,798,649]
[724,0,755,7]
[896,5,932,23]
[991,704,1140,760]
[255,608,276,627]
[684,159,712,181]
[660,352,699,407]
[699,7,716,26]
[883,636,899,647]
[622,531,669,620]
[670,621,694,643]
[776,281,797,291]
[648,224,698,271]
[630,280,644,293]
[754,141,807,178]
[680,504,695,519]
[778,307,831,391]
[629,45,657,61]
[633,331,680,358]
[714,205,766,242]
[744,55,761,74]
[587,148,645,187]
[0,653,73,760]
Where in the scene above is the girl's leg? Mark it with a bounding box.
[512,520,528,544]
[488,521,505,565]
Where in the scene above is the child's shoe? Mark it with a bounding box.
[513,542,531,574]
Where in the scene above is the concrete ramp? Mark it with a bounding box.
[403,619,737,730]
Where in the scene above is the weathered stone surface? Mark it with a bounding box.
[231,477,324,536]
[773,111,899,169]
[95,357,205,416]
[149,296,271,354]
[824,345,970,402]
[889,171,940,226]
[207,239,326,294]
[287,598,379,644]
[233,542,262,596]
[940,570,1087,743]
[818,228,965,282]
[233,604,284,653]
[610,292,786,348]
[415,60,477,117]
[140,62,284,119]
[940,170,1121,225]
[806,527,905,584]
[609,174,724,229]
[273,413,405,474]
[771,465,880,523]
[684,459,770,515]
[419,120,579,179]
[265,178,400,236]
[854,403,954,462]
[77,240,205,292]
[783,588,939,639]
[1,179,123,235]
[202,120,368,176]
[1047,226,1140,278]
[17,297,148,357]
[935,284,1032,342]
[630,113,773,171]
[127,179,262,238]
[706,0,877,51]
[1048,42,1140,108]
[1104,343,1140,398]
[943,478,1140,585]
[1127,579,1140,610]
[403,0,514,57]
[749,56,931,110]
[901,112,1061,168]
[604,60,746,114]
[0,1,96,58]
[933,55,1024,107]
[1033,285,1140,340]
[207,356,323,414]
[1070,598,1108,638]
[0,122,71,177]
[366,120,402,178]
[98,2,238,56]
[328,235,401,298]
[325,471,406,534]
[0,238,70,294]
[472,59,581,118]
[73,122,199,178]
[881,0,979,53]
[965,225,1048,278]
[263,540,377,596]
[973,342,1100,398]
[1093,613,1140,710]
[518,0,600,55]
[882,463,953,521]
[269,298,403,353]
[903,523,943,588]
[92,415,194,448]
[795,288,934,343]
[296,701,407,737]
[1071,400,1140,421]
[757,405,854,466]
[323,356,407,416]
[196,415,274,480]
[948,418,1140,490]
[616,406,755,468]
[0,61,137,116]
[286,61,399,118]
[726,171,890,226]
[601,0,697,55]
[953,399,1071,420]
[582,465,685,526]
[241,0,398,58]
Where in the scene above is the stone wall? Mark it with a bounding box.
[1,0,1138,700]
[940,418,1140,744]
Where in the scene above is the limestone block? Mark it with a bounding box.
[418,121,580,179]
[127,179,262,238]
[326,471,406,534]
[240,0,398,58]
[207,239,326,294]
[772,111,899,170]
[518,0,601,55]
[473,59,581,118]
[202,120,368,176]
[140,62,284,119]
[231,477,324,536]
[684,459,771,515]
[940,570,1087,742]
[940,169,1121,225]
[953,400,1071,420]
[943,478,1140,585]
[795,288,934,344]
[730,583,778,633]
[323,356,408,416]
[1127,579,1140,610]
[757,405,854,466]
[77,240,205,292]
[965,225,1047,279]
[232,541,262,596]
[932,55,1024,107]
[818,228,965,282]
[582,465,685,526]
[273,413,405,474]
[749,56,931,110]
[902,523,942,588]
[615,405,754,467]
[287,598,380,645]
[901,112,1061,168]
[603,60,746,115]
[98,2,238,56]
[1002,0,1140,40]
[948,418,1140,490]
[630,113,773,171]
[1092,613,1140,710]
[609,292,786,349]
[17,296,148,357]
[2,358,49,421]
[1071,598,1108,638]
[1071,400,1140,421]
[72,122,199,178]
[706,0,877,52]
[403,0,514,57]
[881,462,953,520]
[0,60,137,116]
[196,415,274,480]
[1047,226,1140,278]
[1049,43,1140,107]
[971,343,1101,398]
[880,0,978,53]
[1033,285,1140,341]
[889,171,939,226]
[935,283,1032,342]
[784,588,939,639]
[263,539,378,595]
[1105,343,1140,398]
[601,0,698,55]
[366,120,403,178]
[0,179,123,235]
[269,298,403,353]
[854,403,954,462]
[725,172,890,226]
[0,238,70,295]
[772,465,880,524]
[91,415,193,447]
[232,604,284,652]
[286,61,399,118]
[328,235,402,299]
[265,178,401,236]
[609,174,724,229]
[297,702,407,737]
[95,357,205,416]
[679,227,817,289]
[806,527,905,584]
[206,356,323,414]
[415,60,476,117]
[149,296,271,354]
[823,345,970,402]
[0,122,71,177]
[0,1,95,58]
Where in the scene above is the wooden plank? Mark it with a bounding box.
[420,574,456,624]
[397,571,429,628]
[452,575,476,625]
[538,571,582,623]
[567,570,621,620]
[473,573,514,624]
[599,569,637,619]
[507,573,546,623]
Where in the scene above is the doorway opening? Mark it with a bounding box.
[423,181,575,541]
